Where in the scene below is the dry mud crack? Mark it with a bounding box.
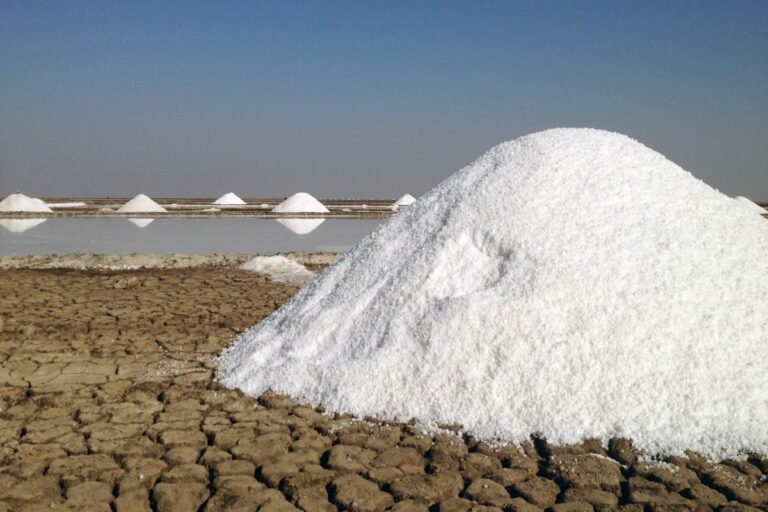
[0,267,766,512]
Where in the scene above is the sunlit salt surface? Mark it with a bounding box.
[0,217,383,255]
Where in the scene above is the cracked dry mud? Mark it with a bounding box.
[0,266,766,512]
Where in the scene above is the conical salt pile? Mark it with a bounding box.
[0,193,53,213]
[117,194,167,213]
[394,193,416,206]
[272,193,329,213]
[214,192,247,205]
[221,128,768,459]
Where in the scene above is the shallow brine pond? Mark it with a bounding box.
[0,217,383,255]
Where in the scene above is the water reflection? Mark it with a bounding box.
[275,218,325,235]
[0,218,47,233]
[0,218,383,255]
[128,218,155,228]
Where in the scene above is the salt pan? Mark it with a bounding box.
[220,128,768,459]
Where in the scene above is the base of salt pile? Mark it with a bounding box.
[220,128,768,459]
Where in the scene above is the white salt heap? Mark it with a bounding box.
[117,194,167,213]
[0,193,53,213]
[240,255,315,286]
[734,196,767,214]
[272,193,329,213]
[221,128,768,459]
[214,192,247,205]
[394,193,416,206]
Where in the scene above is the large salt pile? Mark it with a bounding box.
[272,193,329,213]
[0,193,53,213]
[214,192,247,205]
[221,128,768,459]
[117,194,167,213]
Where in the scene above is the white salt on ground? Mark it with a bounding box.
[272,193,329,213]
[214,193,246,205]
[0,193,53,213]
[117,194,167,213]
[240,255,315,286]
[220,128,768,459]
[46,202,87,207]
[734,196,767,214]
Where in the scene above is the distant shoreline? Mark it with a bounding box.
[0,197,397,218]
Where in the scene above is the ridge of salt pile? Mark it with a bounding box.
[272,193,329,213]
[734,196,767,214]
[117,194,167,213]
[0,193,53,213]
[220,128,768,459]
[214,192,247,205]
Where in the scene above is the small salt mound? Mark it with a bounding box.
[395,194,416,206]
[117,194,167,213]
[734,196,767,214]
[221,128,768,459]
[276,218,325,235]
[240,255,315,286]
[0,218,47,233]
[0,193,53,213]
[214,193,246,205]
[272,193,329,213]
[128,218,154,228]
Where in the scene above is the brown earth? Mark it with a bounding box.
[0,266,766,512]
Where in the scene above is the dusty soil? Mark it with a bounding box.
[0,266,766,512]
[0,252,341,271]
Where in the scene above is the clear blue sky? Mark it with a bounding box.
[1,0,766,200]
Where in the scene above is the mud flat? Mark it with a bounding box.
[0,260,766,511]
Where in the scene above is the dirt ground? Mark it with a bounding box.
[0,266,766,512]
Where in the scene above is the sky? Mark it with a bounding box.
[1,0,767,200]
